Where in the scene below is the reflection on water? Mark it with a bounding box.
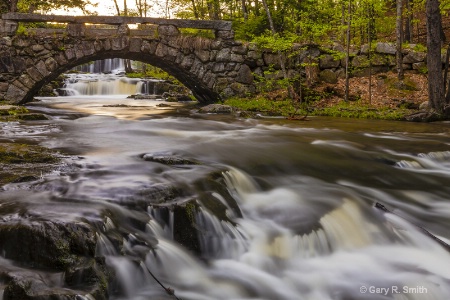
[1,96,450,299]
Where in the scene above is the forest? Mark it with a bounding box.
[1,0,450,120]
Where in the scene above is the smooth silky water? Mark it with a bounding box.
[1,95,450,300]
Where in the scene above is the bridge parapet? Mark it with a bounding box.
[0,13,233,39]
[0,13,264,104]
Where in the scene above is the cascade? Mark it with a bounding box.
[56,59,165,97]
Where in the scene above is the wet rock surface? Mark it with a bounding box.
[0,143,242,298]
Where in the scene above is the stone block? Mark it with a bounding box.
[0,82,9,92]
[351,55,370,68]
[31,44,45,52]
[67,23,86,37]
[18,74,36,89]
[6,82,26,102]
[82,41,95,56]
[375,42,396,55]
[211,40,222,50]
[64,48,76,61]
[181,55,195,69]
[319,54,340,69]
[216,48,231,62]
[0,20,18,36]
[155,43,168,57]
[235,64,253,84]
[53,53,68,66]
[215,30,234,40]
[103,39,111,51]
[141,40,158,54]
[403,51,426,64]
[230,54,245,63]
[93,40,103,52]
[26,67,44,81]
[212,63,225,73]
[35,60,50,77]
[45,57,59,72]
[319,69,338,84]
[129,38,142,52]
[158,25,179,37]
[11,57,26,73]
[232,45,248,55]
[247,50,261,60]
[117,24,130,35]
[195,50,210,63]
[111,37,126,50]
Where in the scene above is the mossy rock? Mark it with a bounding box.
[0,143,58,164]
[0,220,97,270]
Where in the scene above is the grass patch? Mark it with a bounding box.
[224,97,299,117]
[311,101,411,120]
[224,97,413,120]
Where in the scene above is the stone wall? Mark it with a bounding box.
[252,42,429,86]
[0,14,432,104]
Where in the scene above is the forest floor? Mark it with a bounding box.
[224,70,430,120]
[313,70,428,110]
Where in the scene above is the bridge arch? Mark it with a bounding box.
[0,14,258,104]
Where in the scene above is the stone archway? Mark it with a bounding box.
[0,16,257,104]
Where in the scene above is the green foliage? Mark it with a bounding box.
[233,16,269,40]
[0,106,29,116]
[17,0,97,14]
[224,97,299,116]
[312,101,410,120]
[253,31,297,52]
[127,64,181,85]
[253,65,298,94]
[15,24,29,36]
[179,28,215,39]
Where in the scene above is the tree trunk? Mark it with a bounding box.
[112,0,120,15]
[261,0,295,100]
[405,0,413,42]
[191,0,199,19]
[368,3,372,105]
[396,0,404,80]
[344,0,351,102]
[443,44,450,101]
[426,0,445,113]
[241,0,248,20]
[9,0,18,12]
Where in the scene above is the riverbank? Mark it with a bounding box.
[0,104,59,186]
[223,71,429,121]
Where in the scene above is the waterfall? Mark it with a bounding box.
[57,59,167,97]
[72,58,124,74]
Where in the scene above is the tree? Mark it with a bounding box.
[11,0,95,13]
[396,0,404,80]
[260,0,296,100]
[344,0,351,102]
[426,0,448,117]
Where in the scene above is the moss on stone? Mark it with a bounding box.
[0,143,60,186]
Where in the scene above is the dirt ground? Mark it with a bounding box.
[313,70,429,109]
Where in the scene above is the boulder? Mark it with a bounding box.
[0,220,96,270]
[319,69,338,84]
[319,54,340,69]
[375,42,396,55]
[403,51,426,64]
[198,104,234,114]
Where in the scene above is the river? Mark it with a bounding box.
[1,94,450,300]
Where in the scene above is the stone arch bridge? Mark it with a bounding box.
[0,13,265,104]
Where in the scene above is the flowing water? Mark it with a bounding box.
[58,59,164,97]
[2,94,450,300]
